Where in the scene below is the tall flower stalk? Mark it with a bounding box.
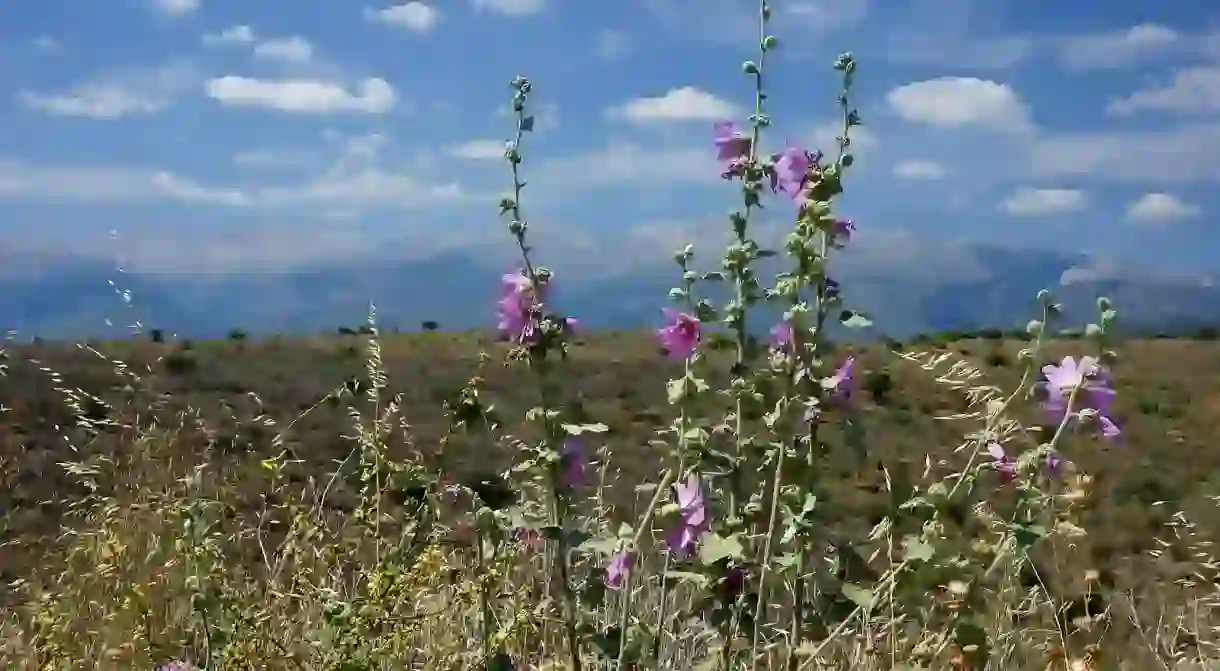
[495,75,585,671]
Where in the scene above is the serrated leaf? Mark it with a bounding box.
[840,582,874,609]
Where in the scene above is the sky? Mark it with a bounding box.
[1,0,1218,283]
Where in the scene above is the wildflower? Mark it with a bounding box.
[714,121,752,163]
[830,219,855,248]
[160,662,200,671]
[823,356,858,404]
[657,308,701,359]
[668,472,711,559]
[560,438,587,488]
[770,320,794,352]
[986,442,1017,484]
[496,271,535,341]
[772,146,812,200]
[605,548,635,590]
[1041,356,1119,439]
[1046,450,1065,477]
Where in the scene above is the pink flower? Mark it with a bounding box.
[605,548,635,590]
[667,472,710,559]
[772,146,812,201]
[657,308,701,359]
[1041,356,1119,439]
[714,121,752,163]
[560,439,587,488]
[824,356,858,404]
[496,271,535,341]
[770,320,794,352]
[986,442,1017,484]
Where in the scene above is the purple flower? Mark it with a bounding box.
[830,219,855,248]
[1046,450,1065,477]
[714,121,752,163]
[496,271,535,341]
[824,356,858,404]
[667,472,711,559]
[657,308,701,359]
[771,146,812,200]
[986,442,1018,484]
[1041,356,1120,439]
[605,548,635,590]
[560,438,587,488]
[770,320,794,352]
[160,662,200,671]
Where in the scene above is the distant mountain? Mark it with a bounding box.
[1,245,1216,341]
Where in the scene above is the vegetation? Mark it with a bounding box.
[3,4,1220,669]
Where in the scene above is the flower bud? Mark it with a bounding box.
[742,60,760,75]
[1026,319,1043,336]
[762,35,778,50]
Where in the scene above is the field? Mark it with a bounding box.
[2,329,1219,669]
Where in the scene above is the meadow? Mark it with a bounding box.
[4,4,1220,669]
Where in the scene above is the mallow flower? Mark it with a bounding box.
[1041,356,1120,439]
[668,472,711,559]
[560,438,587,488]
[986,442,1018,484]
[657,308,701,359]
[772,146,813,200]
[823,356,858,405]
[605,548,635,590]
[714,121,752,163]
[496,271,536,341]
[770,320,794,352]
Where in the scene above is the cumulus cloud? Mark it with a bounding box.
[17,63,199,120]
[893,160,946,180]
[203,25,255,46]
[1108,66,1220,116]
[1032,123,1220,183]
[1000,188,1087,216]
[1125,193,1201,223]
[365,3,441,32]
[1057,24,1181,71]
[887,77,1032,133]
[472,0,546,16]
[606,86,739,123]
[205,76,396,114]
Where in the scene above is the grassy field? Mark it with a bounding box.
[0,329,1218,669]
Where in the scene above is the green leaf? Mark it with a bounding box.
[839,310,873,329]
[1012,523,1047,548]
[902,536,935,562]
[561,422,609,435]
[576,534,621,556]
[840,582,874,609]
[666,378,686,405]
[698,533,744,565]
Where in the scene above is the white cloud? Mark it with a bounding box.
[606,87,739,124]
[1031,123,1220,183]
[1057,24,1181,71]
[472,0,546,16]
[206,76,396,114]
[203,25,255,46]
[1000,188,1087,216]
[445,139,507,160]
[596,29,632,62]
[17,63,198,120]
[534,142,715,190]
[152,0,200,16]
[784,0,869,33]
[1125,193,1201,224]
[1108,66,1220,116]
[0,158,246,206]
[887,77,1032,132]
[893,159,946,180]
[365,3,441,33]
[253,36,314,63]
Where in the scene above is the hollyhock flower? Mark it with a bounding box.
[668,472,711,559]
[823,356,858,404]
[605,548,635,590]
[496,272,535,341]
[560,438,587,488]
[657,308,701,359]
[1041,356,1119,438]
[714,121,752,163]
[772,146,812,200]
[986,442,1017,484]
[770,320,794,352]
[830,219,855,248]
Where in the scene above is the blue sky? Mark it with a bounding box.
[1,0,1218,285]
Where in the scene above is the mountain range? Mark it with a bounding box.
[1,243,1216,341]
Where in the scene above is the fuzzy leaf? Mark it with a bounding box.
[698,533,744,565]
[902,536,935,562]
[840,582,874,609]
